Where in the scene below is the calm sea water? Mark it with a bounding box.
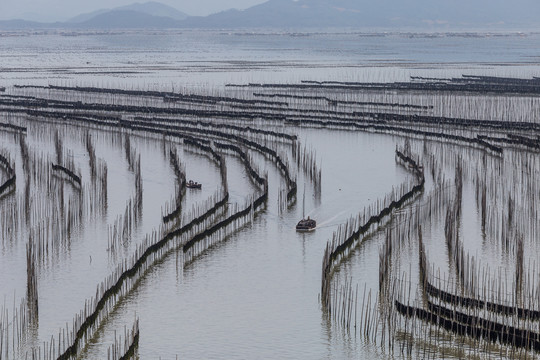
[0,30,540,359]
[1,30,540,86]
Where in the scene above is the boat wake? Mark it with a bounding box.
[303,211,346,230]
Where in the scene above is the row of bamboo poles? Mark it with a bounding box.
[329,134,540,358]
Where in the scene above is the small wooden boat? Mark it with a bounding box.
[187,180,202,189]
[296,216,316,231]
[296,188,315,231]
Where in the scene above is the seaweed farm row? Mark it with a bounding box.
[233,75,540,95]
[1,75,540,359]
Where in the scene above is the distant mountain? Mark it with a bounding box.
[69,2,188,23]
[181,0,540,29]
[75,10,180,29]
[0,19,58,30]
[12,12,64,23]
[1,0,540,30]
[0,11,180,30]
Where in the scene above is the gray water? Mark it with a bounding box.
[1,29,540,359]
[1,30,540,86]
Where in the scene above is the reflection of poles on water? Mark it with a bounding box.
[106,318,139,360]
[294,142,322,195]
[26,238,38,323]
[302,186,306,219]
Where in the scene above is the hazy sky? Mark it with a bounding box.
[0,0,268,21]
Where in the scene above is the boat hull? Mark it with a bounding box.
[296,226,316,232]
[296,219,316,232]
